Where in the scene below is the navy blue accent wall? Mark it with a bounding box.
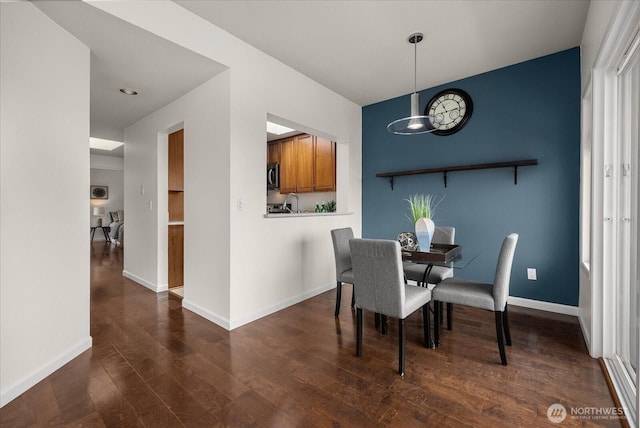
[362,48,580,306]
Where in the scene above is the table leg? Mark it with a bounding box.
[101,227,111,242]
[434,301,440,347]
[420,263,434,287]
[90,227,96,241]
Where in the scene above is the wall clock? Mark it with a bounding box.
[424,88,473,136]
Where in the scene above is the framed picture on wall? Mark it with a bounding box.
[90,185,109,200]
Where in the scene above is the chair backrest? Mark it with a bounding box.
[331,227,354,279]
[349,238,406,317]
[493,233,519,311]
[433,227,455,245]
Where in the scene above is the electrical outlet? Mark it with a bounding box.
[527,268,537,280]
[237,198,244,211]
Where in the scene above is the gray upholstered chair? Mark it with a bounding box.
[331,227,355,317]
[401,227,456,286]
[433,233,518,365]
[349,238,432,375]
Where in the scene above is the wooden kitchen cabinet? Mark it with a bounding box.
[279,137,296,194]
[273,134,336,193]
[168,225,184,288]
[294,134,314,193]
[168,129,184,191]
[168,129,184,289]
[267,141,280,165]
[314,137,336,192]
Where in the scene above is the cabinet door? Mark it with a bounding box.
[267,141,280,165]
[168,225,184,288]
[314,137,336,192]
[295,134,314,193]
[279,137,296,193]
[168,129,184,191]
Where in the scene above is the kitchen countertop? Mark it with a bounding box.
[264,211,353,218]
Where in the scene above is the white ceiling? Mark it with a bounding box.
[34,1,590,156]
[177,0,590,106]
[34,1,226,157]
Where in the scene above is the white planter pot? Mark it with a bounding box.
[415,217,435,252]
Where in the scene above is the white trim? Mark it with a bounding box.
[0,337,92,408]
[181,299,230,330]
[604,357,637,428]
[507,296,579,317]
[183,282,336,331]
[579,315,593,352]
[122,270,168,292]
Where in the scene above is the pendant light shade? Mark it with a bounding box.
[387,33,441,135]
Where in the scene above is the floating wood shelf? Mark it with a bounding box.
[376,159,538,190]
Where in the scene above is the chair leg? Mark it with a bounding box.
[446,303,453,330]
[351,286,355,308]
[374,312,380,329]
[356,308,363,357]
[495,311,507,365]
[503,305,512,346]
[335,281,342,317]
[381,315,388,335]
[434,300,440,347]
[423,304,432,348]
[398,318,405,376]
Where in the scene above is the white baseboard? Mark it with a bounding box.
[229,282,335,330]
[0,336,92,408]
[122,270,168,293]
[508,296,579,316]
[182,282,336,331]
[578,313,595,356]
[182,299,230,330]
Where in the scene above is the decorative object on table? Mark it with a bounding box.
[90,185,109,199]
[387,33,441,135]
[397,231,418,251]
[424,88,473,136]
[93,206,105,226]
[406,194,440,251]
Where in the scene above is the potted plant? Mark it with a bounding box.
[405,194,440,251]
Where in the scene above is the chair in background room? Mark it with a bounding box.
[349,238,432,375]
[400,227,456,328]
[432,233,518,365]
[331,227,355,317]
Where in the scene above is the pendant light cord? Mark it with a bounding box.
[414,37,417,94]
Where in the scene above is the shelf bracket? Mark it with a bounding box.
[514,166,518,185]
[389,176,394,190]
[443,171,448,188]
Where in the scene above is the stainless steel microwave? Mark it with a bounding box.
[267,163,279,189]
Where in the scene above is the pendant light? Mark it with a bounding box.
[387,33,440,135]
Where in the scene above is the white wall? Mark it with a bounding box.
[123,73,231,313]
[0,2,91,407]
[90,153,124,171]
[91,1,362,329]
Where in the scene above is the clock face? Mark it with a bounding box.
[425,89,473,136]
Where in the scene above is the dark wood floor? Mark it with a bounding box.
[1,242,620,427]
